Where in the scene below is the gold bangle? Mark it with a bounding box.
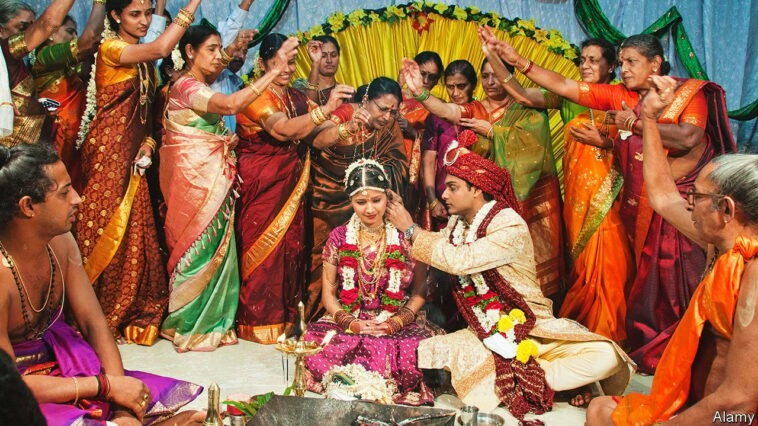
[248,83,262,96]
[172,15,191,28]
[142,136,157,151]
[487,126,494,139]
[427,198,439,210]
[502,73,514,85]
[177,7,195,23]
[220,47,233,66]
[8,33,28,59]
[337,123,351,140]
[94,0,105,4]
[315,106,329,123]
[72,377,80,406]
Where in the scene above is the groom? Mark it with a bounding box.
[386,137,634,420]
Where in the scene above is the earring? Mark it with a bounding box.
[652,68,657,73]
[724,218,729,224]
[116,19,121,24]
[189,55,193,59]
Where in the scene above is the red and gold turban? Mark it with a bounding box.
[444,130,520,213]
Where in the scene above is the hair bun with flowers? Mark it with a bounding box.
[344,158,390,197]
[171,46,185,71]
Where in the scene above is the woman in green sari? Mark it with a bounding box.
[159,25,298,351]
[31,7,104,189]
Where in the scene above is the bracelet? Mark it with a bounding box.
[248,83,262,97]
[631,118,641,134]
[520,59,533,74]
[486,126,494,139]
[72,377,80,406]
[337,123,354,141]
[94,0,105,4]
[142,136,157,151]
[502,73,514,85]
[219,47,234,66]
[8,33,28,59]
[624,115,637,131]
[404,223,419,241]
[427,198,439,211]
[102,373,111,400]
[413,88,430,102]
[310,106,329,126]
[173,7,195,28]
[305,81,319,90]
[173,15,192,28]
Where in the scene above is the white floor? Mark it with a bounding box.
[119,338,653,426]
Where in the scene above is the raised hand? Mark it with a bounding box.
[107,375,151,421]
[323,84,355,115]
[385,189,414,232]
[493,39,521,66]
[642,75,677,119]
[228,29,256,57]
[401,58,424,98]
[271,36,300,71]
[306,40,323,65]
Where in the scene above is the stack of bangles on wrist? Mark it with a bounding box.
[142,136,157,151]
[310,106,329,126]
[219,47,233,67]
[173,7,194,28]
[334,310,358,332]
[94,0,105,5]
[520,59,533,74]
[624,116,640,132]
[427,198,439,211]
[95,373,111,399]
[413,88,430,102]
[386,307,416,334]
[337,123,356,141]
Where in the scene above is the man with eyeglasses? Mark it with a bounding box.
[588,76,758,425]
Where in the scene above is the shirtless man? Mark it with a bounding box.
[0,143,203,425]
[586,76,758,425]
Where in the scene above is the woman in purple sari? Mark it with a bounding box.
[305,159,441,405]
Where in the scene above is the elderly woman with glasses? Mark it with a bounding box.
[305,76,409,321]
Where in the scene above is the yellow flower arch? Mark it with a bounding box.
[289,4,582,186]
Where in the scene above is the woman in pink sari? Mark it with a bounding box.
[159,27,297,352]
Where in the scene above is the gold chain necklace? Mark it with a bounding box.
[268,85,302,144]
[0,241,55,314]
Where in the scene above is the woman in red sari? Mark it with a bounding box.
[492,34,736,373]
[76,0,200,345]
[234,33,353,344]
[403,57,565,300]
[31,8,105,190]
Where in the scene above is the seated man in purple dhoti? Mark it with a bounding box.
[0,143,204,425]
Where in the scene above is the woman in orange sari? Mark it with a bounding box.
[492,34,736,373]
[234,33,353,343]
[76,0,200,345]
[403,57,564,300]
[31,8,104,190]
[483,31,633,343]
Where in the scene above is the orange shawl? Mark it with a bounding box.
[613,236,758,425]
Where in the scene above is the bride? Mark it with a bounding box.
[304,159,441,405]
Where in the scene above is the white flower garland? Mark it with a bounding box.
[342,214,403,320]
[451,200,498,331]
[322,363,398,404]
[76,18,117,150]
